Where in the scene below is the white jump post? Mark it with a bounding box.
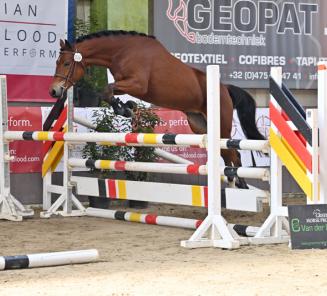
[0,75,34,221]
[318,61,327,204]
[181,65,240,249]
[41,88,86,218]
[0,249,99,270]
[306,108,319,204]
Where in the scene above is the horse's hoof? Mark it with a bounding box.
[235,177,249,189]
[125,100,138,110]
[123,108,134,118]
[112,106,126,117]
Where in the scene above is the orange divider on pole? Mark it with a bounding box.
[270,102,312,172]
[42,105,67,157]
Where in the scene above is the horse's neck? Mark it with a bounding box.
[77,37,126,68]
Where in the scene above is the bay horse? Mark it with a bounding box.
[49,30,265,188]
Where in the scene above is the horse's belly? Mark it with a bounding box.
[146,82,204,112]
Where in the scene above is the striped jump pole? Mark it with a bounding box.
[86,207,278,237]
[0,249,99,270]
[220,138,269,153]
[4,131,206,147]
[4,131,269,151]
[68,158,270,180]
[73,115,194,165]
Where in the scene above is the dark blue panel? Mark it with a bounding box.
[68,0,76,42]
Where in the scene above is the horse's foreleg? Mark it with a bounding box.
[101,84,133,117]
[102,83,131,104]
[102,83,115,104]
[111,76,149,99]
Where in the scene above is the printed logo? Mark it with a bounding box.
[165,0,318,46]
[291,218,301,232]
[166,0,196,43]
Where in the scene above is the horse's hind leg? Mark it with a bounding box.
[185,112,207,134]
[220,85,249,189]
[221,125,249,189]
[186,111,248,189]
[221,149,248,189]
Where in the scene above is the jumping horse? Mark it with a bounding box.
[49,30,265,188]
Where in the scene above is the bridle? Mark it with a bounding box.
[54,50,86,93]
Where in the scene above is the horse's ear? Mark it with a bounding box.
[64,39,73,50]
[60,39,65,49]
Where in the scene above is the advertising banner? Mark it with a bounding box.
[0,0,68,101]
[154,0,327,89]
[289,204,327,249]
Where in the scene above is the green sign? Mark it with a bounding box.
[288,204,327,249]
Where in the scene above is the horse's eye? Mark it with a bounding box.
[64,61,71,67]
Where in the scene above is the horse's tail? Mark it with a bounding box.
[227,85,265,140]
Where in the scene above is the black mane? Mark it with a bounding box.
[76,30,155,43]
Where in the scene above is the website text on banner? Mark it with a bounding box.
[9,107,42,173]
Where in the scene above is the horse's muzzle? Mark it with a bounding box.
[49,86,64,98]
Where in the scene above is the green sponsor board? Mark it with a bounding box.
[288,204,327,249]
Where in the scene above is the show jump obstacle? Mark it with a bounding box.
[44,65,269,248]
[0,63,326,249]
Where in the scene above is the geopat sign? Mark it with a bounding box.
[154,0,327,89]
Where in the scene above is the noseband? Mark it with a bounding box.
[54,50,86,90]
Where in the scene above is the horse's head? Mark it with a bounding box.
[49,39,86,98]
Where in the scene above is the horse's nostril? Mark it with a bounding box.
[50,89,57,97]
